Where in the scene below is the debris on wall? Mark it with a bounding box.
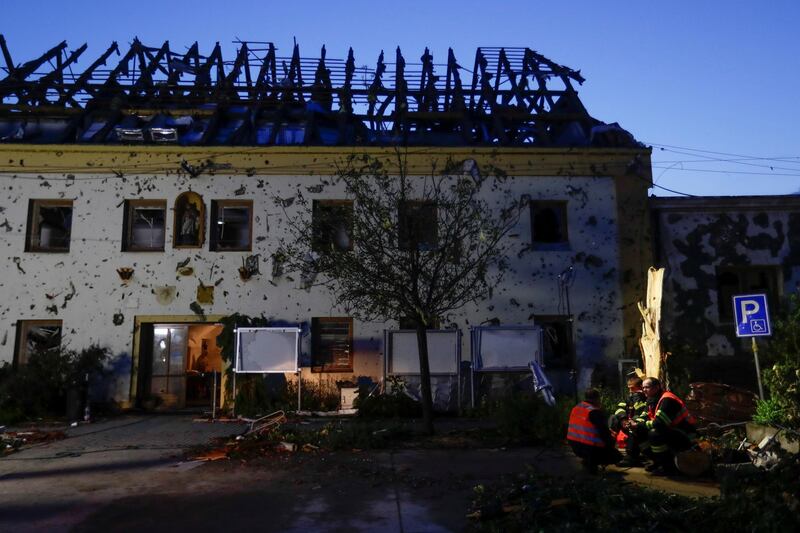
[197,283,214,304]
[12,257,24,274]
[239,255,260,281]
[116,267,134,283]
[153,286,176,305]
[190,301,205,319]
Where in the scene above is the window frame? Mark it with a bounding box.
[14,319,62,368]
[25,199,73,253]
[537,314,574,369]
[398,200,438,251]
[209,199,253,252]
[312,199,354,253]
[716,265,782,323]
[530,200,569,250]
[122,199,167,252]
[311,317,354,373]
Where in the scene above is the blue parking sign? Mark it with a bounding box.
[733,294,771,337]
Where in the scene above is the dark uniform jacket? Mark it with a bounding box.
[610,391,647,432]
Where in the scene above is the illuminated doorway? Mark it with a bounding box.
[137,322,223,409]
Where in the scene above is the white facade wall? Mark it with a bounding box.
[0,170,623,402]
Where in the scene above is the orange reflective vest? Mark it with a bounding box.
[567,402,606,447]
[655,391,697,428]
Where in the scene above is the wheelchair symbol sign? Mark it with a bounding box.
[733,294,771,337]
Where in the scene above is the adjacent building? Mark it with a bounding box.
[652,195,800,388]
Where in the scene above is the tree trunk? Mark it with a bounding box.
[415,324,435,435]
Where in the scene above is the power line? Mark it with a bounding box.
[653,147,800,172]
[654,154,800,167]
[655,152,800,172]
[651,165,800,177]
[646,141,800,162]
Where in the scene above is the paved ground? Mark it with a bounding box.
[0,414,720,532]
[1,415,248,531]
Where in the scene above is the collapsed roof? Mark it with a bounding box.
[0,36,639,148]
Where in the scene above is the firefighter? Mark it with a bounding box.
[566,388,621,474]
[609,376,648,467]
[631,377,698,475]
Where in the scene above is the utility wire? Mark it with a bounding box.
[646,142,800,162]
[653,147,800,172]
[650,166,800,178]
[655,154,800,168]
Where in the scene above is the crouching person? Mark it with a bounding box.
[609,376,648,467]
[633,377,698,476]
[566,389,621,474]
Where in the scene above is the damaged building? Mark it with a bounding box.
[652,195,800,388]
[0,36,652,408]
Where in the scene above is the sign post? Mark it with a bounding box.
[732,294,771,399]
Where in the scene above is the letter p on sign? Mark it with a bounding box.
[739,300,760,324]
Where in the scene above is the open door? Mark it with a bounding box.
[136,321,223,410]
[185,324,224,407]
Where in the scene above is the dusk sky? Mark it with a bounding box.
[2,0,798,197]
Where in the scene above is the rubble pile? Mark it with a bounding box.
[1,429,66,455]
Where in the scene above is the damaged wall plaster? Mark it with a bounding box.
[654,197,800,365]
[0,166,626,403]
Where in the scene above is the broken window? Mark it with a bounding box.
[312,200,354,252]
[210,200,252,251]
[122,199,166,251]
[173,192,206,248]
[716,266,782,322]
[14,320,62,367]
[530,201,568,248]
[398,200,438,250]
[26,199,73,252]
[311,317,353,372]
[537,315,573,368]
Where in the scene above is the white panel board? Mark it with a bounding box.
[476,327,542,370]
[388,330,459,375]
[236,327,300,373]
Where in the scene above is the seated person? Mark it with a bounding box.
[566,388,622,474]
[609,376,648,466]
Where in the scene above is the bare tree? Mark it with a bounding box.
[277,152,525,434]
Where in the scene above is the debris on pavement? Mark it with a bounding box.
[277,441,297,452]
[2,429,67,455]
[242,410,287,437]
[189,448,229,462]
